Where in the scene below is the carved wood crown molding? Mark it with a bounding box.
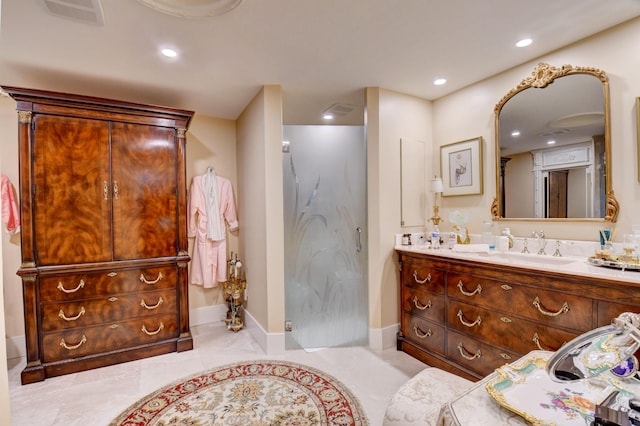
[494,63,608,114]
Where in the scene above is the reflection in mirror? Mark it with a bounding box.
[400,138,425,227]
[492,63,618,222]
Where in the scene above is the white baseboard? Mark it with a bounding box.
[369,323,400,351]
[5,308,399,360]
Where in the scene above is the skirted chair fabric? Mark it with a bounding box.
[383,367,474,426]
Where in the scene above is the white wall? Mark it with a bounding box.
[433,17,640,241]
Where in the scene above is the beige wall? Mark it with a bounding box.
[366,88,433,329]
[185,115,238,310]
[236,86,285,335]
[433,17,640,241]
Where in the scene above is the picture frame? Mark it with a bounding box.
[440,136,483,196]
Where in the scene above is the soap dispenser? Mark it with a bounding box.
[502,228,514,249]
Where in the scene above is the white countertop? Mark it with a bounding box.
[395,244,640,285]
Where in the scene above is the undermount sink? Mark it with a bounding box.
[476,251,581,266]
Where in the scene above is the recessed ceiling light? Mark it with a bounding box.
[161,48,178,58]
[433,78,447,86]
[547,140,556,145]
[323,114,334,120]
[516,38,532,47]
[511,130,521,137]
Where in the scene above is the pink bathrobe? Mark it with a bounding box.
[187,173,238,288]
[1,174,20,234]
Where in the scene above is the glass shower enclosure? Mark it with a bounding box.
[282,125,368,350]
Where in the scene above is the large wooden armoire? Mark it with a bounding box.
[3,86,194,384]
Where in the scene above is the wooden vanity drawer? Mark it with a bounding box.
[447,273,593,331]
[39,266,177,302]
[446,330,520,377]
[401,261,446,294]
[402,314,445,355]
[40,288,177,331]
[597,301,640,327]
[42,313,179,362]
[402,287,445,322]
[447,300,578,354]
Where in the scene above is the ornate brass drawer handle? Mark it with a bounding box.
[501,284,512,291]
[457,281,482,296]
[457,342,482,361]
[140,272,164,285]
[457,309,481,327]
[141,297,164,310]
[532,332,557,351]
[500,316,512,323]
[412,296,432,310]
[57,279,85,294]
[60,335,87,350]
[500,353,512,360]
[412,325,432,338]
[58,307,85,322]
[412,271,431,284]
[141,322,165,336]
[532,296,569,316]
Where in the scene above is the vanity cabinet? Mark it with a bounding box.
[4,86,194,384]
[397,250,640,381]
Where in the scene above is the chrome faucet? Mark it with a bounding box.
[532,230,546,255]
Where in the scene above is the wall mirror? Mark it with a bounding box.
[492,63,618,222]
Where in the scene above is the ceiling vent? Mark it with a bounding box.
[41,0,105,26]
[323,103,358,117]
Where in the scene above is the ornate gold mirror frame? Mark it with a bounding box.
[492,63,618,222]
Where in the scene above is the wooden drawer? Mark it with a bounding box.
[401,314,445,356]
[42,314,179,362]
[447,300,578,354]
[401,261,446,294]
[39,266,177,302]
[41,288,177,331]
[446,329,520,377]
[597,301,640,327]
[447,273,593,331]
[402,287,445,323]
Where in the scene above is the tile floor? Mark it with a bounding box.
[8,322,428,425]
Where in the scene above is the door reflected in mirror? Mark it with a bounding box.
[493,63,618,222]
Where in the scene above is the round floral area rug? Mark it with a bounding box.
[109,359,368,425]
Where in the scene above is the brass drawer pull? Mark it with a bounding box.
[457,309,481,327]
[412,325,432,338]
[103,180,108,200]
[501,284,512,291]
[141,297,164,310]
[457,281,482,296]
[57,280,85,294]
[140,272,164,285]
[108,272,118,277]
[532,332,556,351]
[141,322,165,336]
[58,307,85,322]
[532,296,569,317]
[412,271,431,284]
[457,342,482,361]
[412,296,432,310]
[113,180,119,200]
[60,335,87,350]
[500,316,512,323]
[500,353,512,360]
[108,297,118,302]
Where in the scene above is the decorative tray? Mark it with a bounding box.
[485,354,615,426]
[587,256,640,271]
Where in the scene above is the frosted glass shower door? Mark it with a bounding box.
[283,125,368,350]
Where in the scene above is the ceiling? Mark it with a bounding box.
[1,0,640,125]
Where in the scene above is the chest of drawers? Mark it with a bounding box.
[397,249,640,380]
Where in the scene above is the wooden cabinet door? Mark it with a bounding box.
[33,115,112,265]
[111,123,178,260]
